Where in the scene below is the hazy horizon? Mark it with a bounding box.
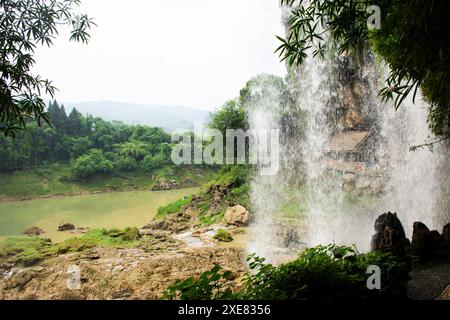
[33,0,287,111]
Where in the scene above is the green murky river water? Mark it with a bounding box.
[0,188,198,242]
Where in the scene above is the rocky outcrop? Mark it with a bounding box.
[143,213,191,234]
[371,212,410,258]
[208,184,231,211]
[57,222,75,232]
[151,178,180,191]
[411,222,450,263]
[225,205,250,226]
[22,226,45,236]
[371,213,450,264]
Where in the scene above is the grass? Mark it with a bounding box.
[156,196,192,219]
[0,227,141,266]
[0,164,217,201]
[198,210,225,226]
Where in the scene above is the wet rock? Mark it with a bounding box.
[58,222,76,232]
[5,271,35,289]
[70,227,90,234]
[225,205,250,226]
[371,212,410,258]
[23,226,45,236]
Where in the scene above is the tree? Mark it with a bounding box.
[0,0,94,137]
[70,149,113,180]
[209,100,248,136]
[142,153,166,171]
[67,108,83,136]
[278,0,450,145]
[115,140,150,161]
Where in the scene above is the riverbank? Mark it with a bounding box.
[0,230,247,300]
[0,188,200,242]
[0,164,217,202]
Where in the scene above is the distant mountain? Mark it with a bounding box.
[65,101,209,131]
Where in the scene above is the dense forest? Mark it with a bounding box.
[0,101,175,178]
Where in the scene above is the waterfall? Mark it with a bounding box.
[246,28,449,263]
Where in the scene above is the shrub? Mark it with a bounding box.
[70,149,113,180]
[240,245,409,300]
[163,245,409,300]
[162,265,235,300]
[142,153,166,171]
[114,156,138,171]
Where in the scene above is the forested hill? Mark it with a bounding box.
[66,101,209,131]
[0,101,184,175]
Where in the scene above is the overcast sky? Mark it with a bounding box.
[34,0,287,111]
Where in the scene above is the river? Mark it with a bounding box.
[0,188,198,242]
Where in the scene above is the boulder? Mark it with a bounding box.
[411,222,432,262]
[371,212,410,258]
[57,222,75,232]
[410,222,447,263]
[443,222,450,243]
[225,205,250,226]
[23,226,45,236]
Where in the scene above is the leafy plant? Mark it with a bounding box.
[162,264,235,300]
[162,244,409,300]
[0,0,94,137]
[70,149,113,180]
[278,0,450,145]
[240,245,409,300]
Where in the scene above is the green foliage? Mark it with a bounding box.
[213,229,233,242]
[162,264,235,300]
[0,101,175,173]
[142,153,167,171]
[0,227,141,266]
[156,196,192,219]
[163,245,409,301]
[278,0,450,141]
[0,163,216,200]
[70,149,113,180]
[198,210,225,226]
[0,237,52,266]
[114,156,138,171]
[209,100,248,136]
[240,245,409,300]
[0,0,94,137]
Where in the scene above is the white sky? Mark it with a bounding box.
[34,0,287,111]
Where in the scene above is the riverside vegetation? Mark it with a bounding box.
[0,78,413,300]
[1,0,450,300]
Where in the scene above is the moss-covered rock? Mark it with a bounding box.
[213,229,233,242]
